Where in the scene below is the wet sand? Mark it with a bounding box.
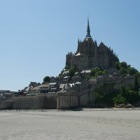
[0,109,140,140]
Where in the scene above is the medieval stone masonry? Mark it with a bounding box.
[66,19,119,70]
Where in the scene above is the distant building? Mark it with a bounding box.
[66,19,119,70]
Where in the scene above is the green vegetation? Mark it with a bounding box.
[43,76,50,83]
[91,67,107,77]
[61,65,83,81]
[92,61,140,107]
[115,61,138,76]
[64,65,70,70]
[113,94,127,105]
[93,83,115,107]
[115,61,140,93]
[93,85,140,107]
[91,67,101,76]
[69,65,78,78]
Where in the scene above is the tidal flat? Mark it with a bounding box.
[0,109,140,140]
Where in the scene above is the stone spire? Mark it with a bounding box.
[86,19,91,38]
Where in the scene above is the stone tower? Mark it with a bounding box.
[66,20,119,70]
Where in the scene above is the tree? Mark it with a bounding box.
[91,67,101,76]
[113,94,127,105]
[115,62,120,70]
[68,65,79,79]
[138,77,140,86]
[95,71,103,77]
[115,61,131,70]
[103,70,108,75]
[43,76,50,83]
[64,65,69,70]
[120,62,128,69]
[135,72,140,90]
[127,67,138,75]
[135,72,140,78]
[94,92,104,104]
[126,90,139,104]
[119,67,127,75]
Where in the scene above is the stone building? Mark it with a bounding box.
[66,20,119,70]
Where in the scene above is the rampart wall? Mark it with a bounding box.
[0,95,57,110]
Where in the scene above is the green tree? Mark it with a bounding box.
[138,77,140,86]
[65,65,69,70]
[119,67,127,75]
[120,62,128,69]
[103,70,108,75]
[127,67,138,75]
[118,86,140,105]
[69,65,78,78]
[43,76,50,83]
[94,92,104,104]
[126,90,139,104]
[91,67,101,76]
[113,94,127,105]
[135,72,140,78]
[115,62,120,70]
[95,71,103,76]
[135,72,140,90]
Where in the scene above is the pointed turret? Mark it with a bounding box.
[86,19,91,38]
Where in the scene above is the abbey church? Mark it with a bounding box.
[66,20,119,70]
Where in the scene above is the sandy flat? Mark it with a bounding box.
[0,109,140,140]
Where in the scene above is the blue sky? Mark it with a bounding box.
[0,0,140,91]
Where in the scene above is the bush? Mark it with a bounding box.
[113,94,127,105]
[91,67,101,76]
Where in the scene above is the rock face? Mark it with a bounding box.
[66,21,119,70]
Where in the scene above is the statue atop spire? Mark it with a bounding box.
[86,18,91,38]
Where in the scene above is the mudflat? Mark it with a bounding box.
[0,109,140,140]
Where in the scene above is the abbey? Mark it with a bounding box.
[66,20,119,70]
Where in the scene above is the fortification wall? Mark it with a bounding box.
[0,95,57,110]
[57,94,79,109]
[0,100,13,109]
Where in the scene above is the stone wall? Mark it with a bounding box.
[80,93,89,107]
[0,100,13,109]
[57,93,79,109]
[114,76,135,90]
[0,95,57,110]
